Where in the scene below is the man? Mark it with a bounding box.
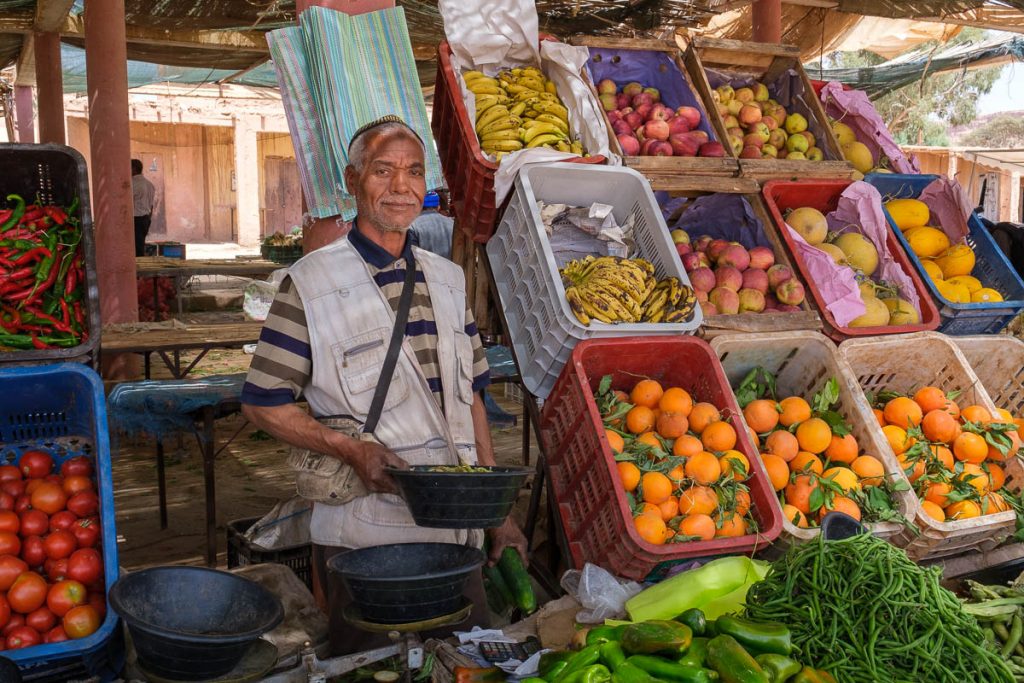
[240,116,526,654]
[131,159,156,257]
[410,191,454,259]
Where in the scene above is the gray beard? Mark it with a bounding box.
[367,216,411,234]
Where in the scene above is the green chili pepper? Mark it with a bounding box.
[610,662,656,683]
[540,653,574,679]
[599,641,627,672]
[754,654,801,683]
[791,668,835,683]
[587,625,625,646]
[1003,613,1024,658]
[579,664,611,683]
[522,678,548,683]
[714,616,792,656]
[678,638,710,669]
[554,646,602,683]
[626,655,717,682]
[704,620,719,638]
[545,662,570,682]
[1,195,25,231]
[676,609,708,637]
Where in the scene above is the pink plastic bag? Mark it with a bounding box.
[784,224,864,326]
[819,82,919,175]
[919,177,971,243]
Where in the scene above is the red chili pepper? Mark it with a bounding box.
[0,210,10,226]
[23,306,70,333]
[64,267,77,297]
[20,208,43,224]
[59,299,70,327]
[12,247,51,266]
[20,265,58,307]
[0,257,15,269]
[30,334,50,350]
[73,302,83,326]
[0,267,35,282]
[42,207,66,226]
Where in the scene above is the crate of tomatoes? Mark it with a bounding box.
[539,336,781,581]
[0,363,119,679]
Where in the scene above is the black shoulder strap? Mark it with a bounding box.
[364,253,417,435]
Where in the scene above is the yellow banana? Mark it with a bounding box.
[476,105,509,132]
[556,140,570,153]
[463,70,488,82]
[545,80,558,95]
[565,287,590,326]
[570,141,584,155]
[516,77,546,93]
[580,296,616,324]
[479,116,521,135]
[481,140,523,153]
[587,287,633,322]
[480,128,523,143]
[535,92,559,102]
[526,133,563,148]
[503,83,535,95]
[468,81,502,96]
[533,101,569,120]
[523,123,567,143]
[642,290,669,320]
[521,67,544,79]
[509,102,528,117]
[535,114,569,134]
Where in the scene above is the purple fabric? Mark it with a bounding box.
[919,177,971,242]
[585,48,717,140]
[784,223,865,326]
[659,193,772,249]
[819,82,919,174]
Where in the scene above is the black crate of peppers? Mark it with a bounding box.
[0,144,100,367]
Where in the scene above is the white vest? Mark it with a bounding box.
[288,238,479,547]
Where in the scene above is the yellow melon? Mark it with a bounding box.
[972,288,1004,303]
[834,233,879,276]
[883,297,920,325]
[817,243,847,264]
[788,207,829,245]
[905,226,951,259]
[859,280,876,299]
[945,275,982,294]
[885,198,930,231]
[934,279,971,304]
[842,141,874,174]
[935,244,976,278]
[849,296,891,327]
[920,259,944,282]
[832,121,856,146]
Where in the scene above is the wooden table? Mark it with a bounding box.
[136,257,283,318]
[102,321,264,378]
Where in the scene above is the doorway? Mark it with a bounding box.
[262,156,302,237]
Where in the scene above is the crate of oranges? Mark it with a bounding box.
[953,336,1024,433]
[711,331,917,554]
[838,331,1024,560]
[539,336,781,581]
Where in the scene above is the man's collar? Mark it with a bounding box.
[348,220,414,269]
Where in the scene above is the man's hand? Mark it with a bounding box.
[347,440,409,495]
[487,517,528,566]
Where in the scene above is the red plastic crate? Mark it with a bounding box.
[538,336,782,581]
[810,79,852,97]
[762,180,939,342]
[431,41,607,244]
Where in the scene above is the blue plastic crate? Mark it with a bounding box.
[0,364,121,680]
[867,173,1024,335]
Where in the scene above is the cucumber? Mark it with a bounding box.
[483,564,515,610]
[498,547,537,614]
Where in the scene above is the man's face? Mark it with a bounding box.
[346,132,426,233]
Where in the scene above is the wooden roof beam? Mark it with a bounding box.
[14,33,34,86]
[35,0,76,33]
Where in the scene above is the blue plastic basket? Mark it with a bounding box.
[867,173,1024,335]
[0,364,121,680]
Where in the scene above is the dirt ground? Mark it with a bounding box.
[110,330,544,571]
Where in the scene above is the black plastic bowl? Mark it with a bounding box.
[388,465,530,529]
[109,566,283,681]
[329,542,485,624]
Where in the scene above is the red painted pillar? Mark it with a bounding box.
[85,0,138,378]
[13,86,34,143]
[752,0,783,43]
[34,32,65,145]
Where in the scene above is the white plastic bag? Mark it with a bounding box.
[560,563,642,624]
[245,496,312,550]
[243,268,290,322]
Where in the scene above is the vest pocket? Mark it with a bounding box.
[332,327,410,418]
[453,330,476,406]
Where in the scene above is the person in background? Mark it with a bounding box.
[410,191,454,260]
[131,159,157,257]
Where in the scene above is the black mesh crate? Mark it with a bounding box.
[226,516,313,589]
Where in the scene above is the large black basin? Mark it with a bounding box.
[388,465,529,529]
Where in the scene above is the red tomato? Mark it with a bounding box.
[44,625,68,643]
[60,457,92,479]
[0,466,21,483]
[24,479,44,496]
[43,558,68,582]
[0,555,27,591]
[43,531,76,560]
[0,511,19,535]
[8,572,47,614]
[1,481,25,499]
[67,549,101,585]
[25,607,56,633]
[0,533,20,557]
[19,451,53,480]
[0,492,15,512]
[12,496,29,515]
[18,511,48,538]
[70,518,99,549]
[5,625,40,650]
[61,476,93,497]
[62,605,99,640]
[2,614,23,636]
[0,595,10,628]
[87,592,106,619]
[49,511,76,532]
[30,483,66,516]
[20,536,45,568]
[66,492,98,518]
[46,580,86,617]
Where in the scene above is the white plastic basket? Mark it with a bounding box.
[952,335,1024,419]
[486,163,702,399]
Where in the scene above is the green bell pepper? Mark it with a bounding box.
[706,635,770,683]
[792,668,836,683]
[588,625,626,646]
[676,609,708,637]
[626,655,719,683]
[565,665,610,683]
[621,620,693,656]
[599,641,628,671]
[678,638,710,669]
[754,655,801,683]
[611,663,656,683]
[714,616,792,656]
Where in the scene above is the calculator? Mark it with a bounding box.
[478,637,543,662]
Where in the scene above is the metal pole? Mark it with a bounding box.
[34,32,65,145]
[752,0,783,44]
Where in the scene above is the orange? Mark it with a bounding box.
[930,444,955,472]
[762,453,790,491]
[953,432,988,464]
[778,396,812,427]
[636,431,663,451]
[734,489,751,516]
[765,430,799,462]
[617,462,641,492]
[987,441,1009,463]
[641,471,673,504]
[898,454,926,483]
[961,404,992,425]
[656,413,689,439]
[678,485,719,516]
[796,418,832,454]
[743,399,780,434]
[882,425,914,455]
[714,512,747,537]
[626,406,656,434]
[958,463,991,496]
[851,455,885,486]
[688,403,721,435]
[824,433,858,465]
[945,500,981,520]
[605,429,626,454]
[822,466,860,494]
[884,397,923,429]
[819,495,861,522]
[985,491,1011,513]
[719,450,750,482]
[922,410,958,444]
[747,425,759,449]
[914,386,948,415]
[673,434,704,458]
[924,481,954,508]
[921,500,946,522]
[630,379,664,409]
[702,421,738,452]
[685,452,722,486]
[987,462,1006,492]
[994,407,1015,424]
[659,387,693,416]
[872,408,886,428]
[613,390,630,403]
[784,474,819,515]
[668,464,686,483]
[944,398,961,420]
[782,504,809,528]
[658,496,679,522]
[1015,417,1024,433]
[635,513,668,545]
[790,451,823,475]
[679,514,716,541]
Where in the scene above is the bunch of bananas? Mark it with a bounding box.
[561,256,697,325]
[464,67,584,159]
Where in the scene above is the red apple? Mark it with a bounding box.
[698,141,726,157]
[739,105,762,126]
[635,104,653,121]
[623,112,643,130]
[742,268,769,293]
[632,93,654,109]
[669,133,700,157]
[597,79,617,96]
[643,120,670,141]
[615,93,631,109]
[623,82,643,97]
[689,267,716,293]
[612,120,633,137]
[667,117,691,137]
[648,140,673,156]
[675,106,701,129]
[740,145,762,159]
[735,87,755,103]
[642,87,661,102]
[686,130,709,145]
[743,133,766,149]
[748,246,775,270]
[722,115,740,130]
[617,134,640,156]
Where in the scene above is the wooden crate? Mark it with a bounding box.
[573,36,739,178]
[656,175,821,336]
[681,35,855,181]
